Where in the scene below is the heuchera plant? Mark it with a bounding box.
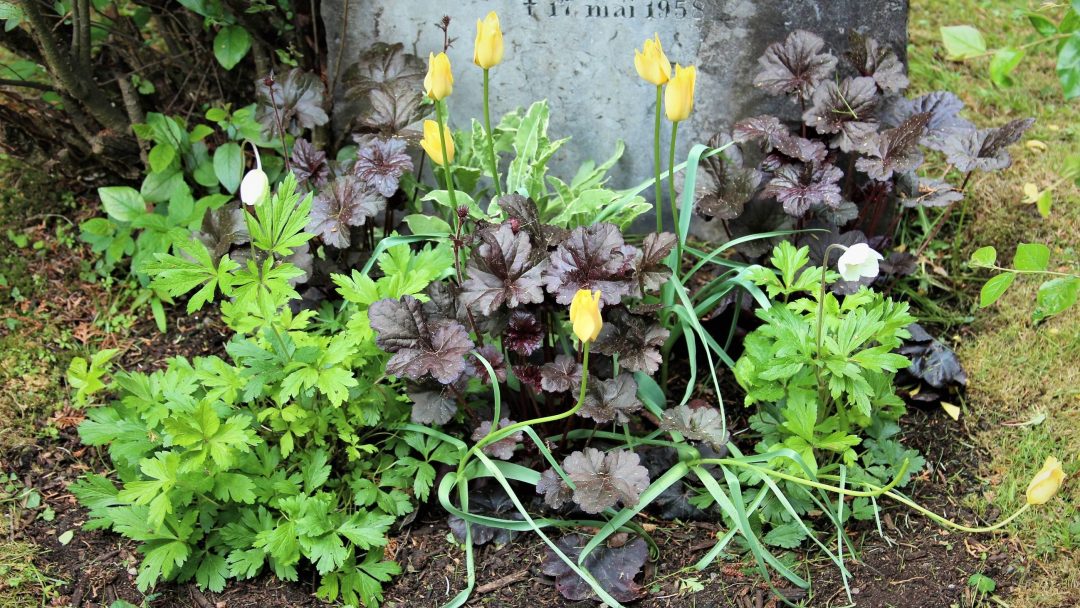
[689,30,1034,290]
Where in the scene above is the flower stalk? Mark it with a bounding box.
[482,68,502,196]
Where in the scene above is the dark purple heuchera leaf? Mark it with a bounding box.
[898,323,967,390]
[542,534,648,603]
[470,345,507,384]
[764,162,844,217]
[880,251,917,277]
[536,468,572,509]
[504,310,543,355]
[290,138,329,188]
[540,355,582,393]
[754,30,838,100]
[471,418,522,460]
[562,448,650,514]
[498,193,568,250]
[448,484,520,546]
[594,308,670,374]
[579,373,642,425]
[543,223,637,307]
[462,223,547,315]
[732,116,827,164]
[803,77,880,152]
[633,232,677,293]
[855,112,930,181]
[728,196,795,258]
[845,32,909,93]
[308,176,385,248]
[692,134,762,221]
[814,199,859,226]
[405,384,458,425]
[896,173,964,208]
[196,204,249,260]
[883,91,975,151]
[939,118,1035,173]
[340,43,428,135]
[660,405,729,451]
[369,295,474,384]
[513,363,543,393]
[354,137,413,197]
[255,69,329,139]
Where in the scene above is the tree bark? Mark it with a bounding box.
[17,0,130,135]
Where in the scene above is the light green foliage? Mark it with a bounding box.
[940,3,1080,98]
[736,243,919,482]
[436,101,651,229]
[970,243,1079,321]
[71,176,453,607]
[80,109,276,330]
[66,348,119,405]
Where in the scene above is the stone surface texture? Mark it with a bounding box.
[324,0,908,194]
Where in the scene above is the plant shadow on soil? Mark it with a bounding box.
[0,235,1019,608]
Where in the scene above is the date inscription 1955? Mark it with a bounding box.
[523,0,707,19]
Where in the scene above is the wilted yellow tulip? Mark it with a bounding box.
[473,12,504,69]
[420,119,454,166]
[569,289,603,344]
[1026,456,1066,505]
[424,52,454,100]
[664,64,696,122]
[634,34,671,86]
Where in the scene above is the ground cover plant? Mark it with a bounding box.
[0,1,1076,607]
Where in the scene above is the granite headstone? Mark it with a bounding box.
[324,0,908,195]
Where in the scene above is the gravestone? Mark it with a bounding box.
[323,0,908,196]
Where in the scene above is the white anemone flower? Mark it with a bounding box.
[836,243,884,282]
[240,144,269,206]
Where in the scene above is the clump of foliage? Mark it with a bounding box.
[0,0,311,170]
[737,242,923,490]
[970,243,1079,322]
[939,3,1080,100]
[689,29,1033,285]
[71,176,459,607]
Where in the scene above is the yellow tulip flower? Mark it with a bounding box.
[473,12,504,69]
[665,64,697,122]
[569,289,603,344]
[420,119,454,166]
[424,52,454,100]
[634,34,671,86]
[1026,456,1066,505]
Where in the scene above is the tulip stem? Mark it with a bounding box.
[483,68,502,198]
[654,84,663,234]
[668,120,682,265]
[435,100,460,230]
[467,344,589,461]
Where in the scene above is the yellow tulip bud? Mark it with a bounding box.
[664,64,697,122]
[569,289,603,344]
[420,119,454,167]
[634,34,671,86]
[424,52,454,100]
[473,11,504,69]
[1026,456,1066,505]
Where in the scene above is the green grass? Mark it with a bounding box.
[909,1,1080,606]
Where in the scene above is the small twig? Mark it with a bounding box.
[476,569,529,593]
[0,78,55,92]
